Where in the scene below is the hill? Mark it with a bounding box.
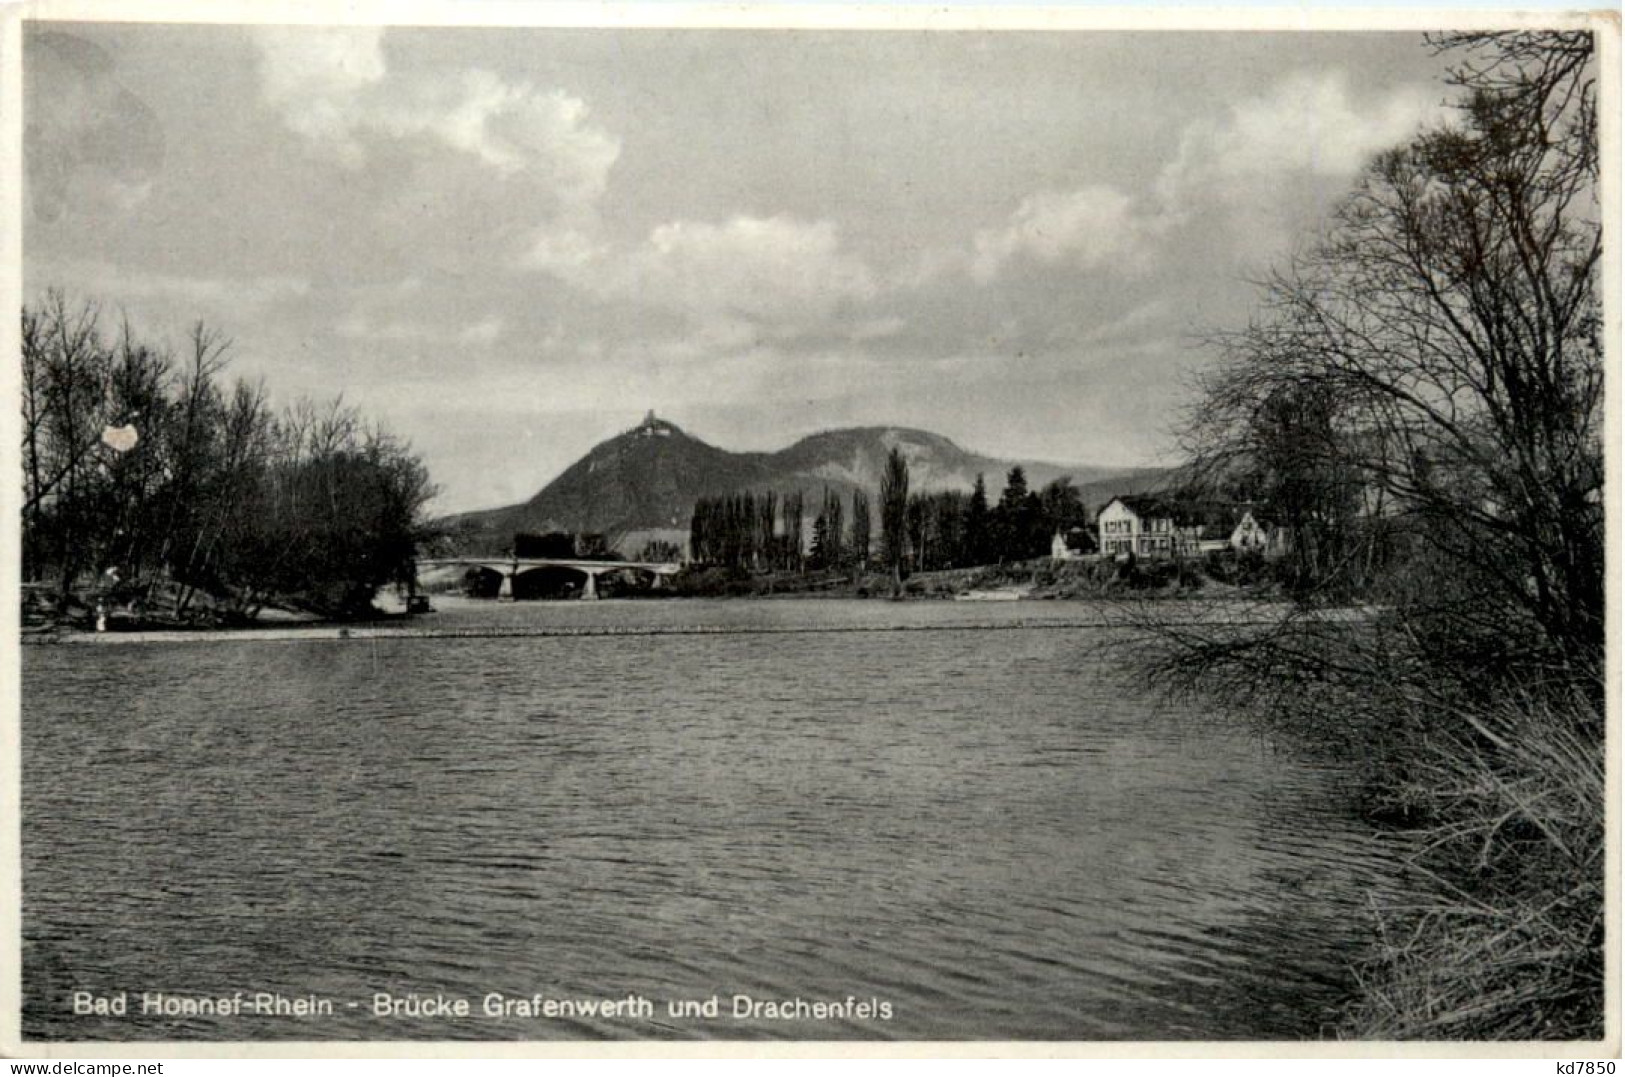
[437,414,1172,555]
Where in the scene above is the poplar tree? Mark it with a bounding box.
[850,488,871,569]
[879,447,910,593]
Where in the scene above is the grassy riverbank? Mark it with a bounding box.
[1344,692,1604,1039]
[1133,608,1605,1041]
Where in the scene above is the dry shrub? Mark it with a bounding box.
[1345,692,1604,1040]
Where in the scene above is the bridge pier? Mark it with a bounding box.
[498,570,515,602]
[581,571,599,601]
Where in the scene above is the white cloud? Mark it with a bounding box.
[637,216,877,320]
[334,308,507,346]
[535,214,880,333]
[1158,70,1442,208]
[331,298,503,346]
[1079,298,1177,345]
[370,71,619,208]
[30,259,310,310]
[255,27,387,161]
[458,316,506,345]
[850,316,907,342]
[256,27,386,101]
[970,185,1164,283]
[962,70,1442,287]
[253,27,619,211]
[524,228,608,276]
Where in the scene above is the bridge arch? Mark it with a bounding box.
[457,564,506,599]
[592,565,666,597]
[414,557,679,601]
[510,563,595,600]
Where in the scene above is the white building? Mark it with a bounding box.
[1097,496,1177,558]
[1190,508,1270,555]
[1099,496,1273,560]
[1050,527,1096,561]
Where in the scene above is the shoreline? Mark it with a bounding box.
[23,598,1372,647]
[22,557,1289,643]
[27,616,1137,646]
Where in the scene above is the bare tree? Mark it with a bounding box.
[21,305,47,577]
[1188,30,1602,688]
[19,296,438,623]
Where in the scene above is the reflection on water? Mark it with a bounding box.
[23,599,1395,1041]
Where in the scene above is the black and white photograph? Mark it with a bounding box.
[5,5,1614,1055]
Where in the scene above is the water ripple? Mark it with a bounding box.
[24,599,1397,1042]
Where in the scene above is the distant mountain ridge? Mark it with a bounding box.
[440,415,1171,555]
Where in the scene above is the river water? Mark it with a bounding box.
[22,598,1396,1042]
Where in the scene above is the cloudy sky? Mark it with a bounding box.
[24,21,1460,512]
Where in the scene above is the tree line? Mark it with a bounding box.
[687,452,1092,577]
[22,292,436,621]
[899,464,1092,573]
[687,489,812,572]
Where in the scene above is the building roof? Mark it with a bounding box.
[1174,503,1246,533]
[1098,495,1268,534]
[1100,494,1177,520]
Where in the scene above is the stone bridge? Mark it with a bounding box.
[417,557,682,600]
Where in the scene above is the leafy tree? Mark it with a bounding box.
[1037,477,1088,536]
[850,488,871,568]
[689,487,806,571]
[930,491,968,569]
[903,490,969,571]
[810,510,831,569]
[963,473,991,566]
[575,533,616,560]
[782,489,805,571]
[905,495,929,573]
[810,486,846,570]
[755,491,777,571]
[879,446,910,592]
[822,486,844,568]
[993,465,1045,560]
[637,539,682,563]
[688,498,713,564]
